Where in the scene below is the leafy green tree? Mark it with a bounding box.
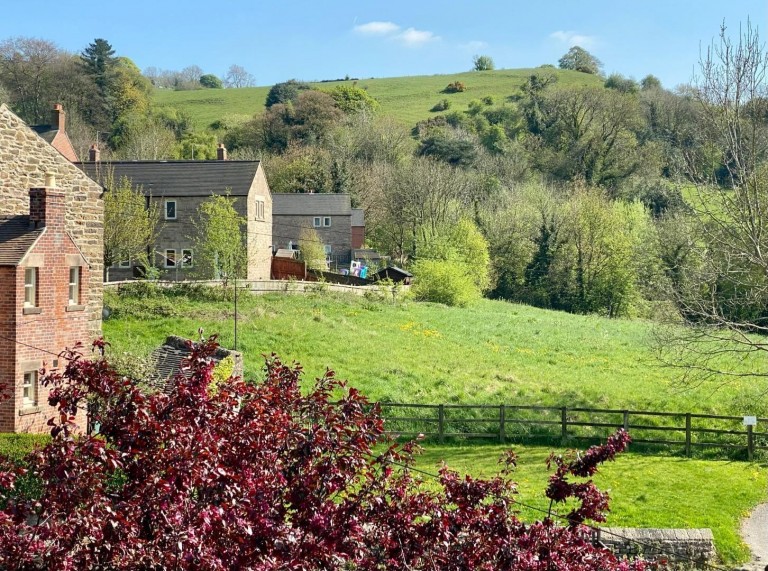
[261,90,343,151]
[472,55,495,71]
[265,79,310,107]
[323,84,379,114]
[558,46,602,75]
[604,73,639,94]
[101,170,160,279]
[192,194,247,284]
[411,258,479,307]
[174,131,218,159]
[112,57,152,119]
[199,74,223,88]
[640,74,662,91]
[531,86,645,186]
[298,226,327,270]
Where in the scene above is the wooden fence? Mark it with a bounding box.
[378,403,768,460]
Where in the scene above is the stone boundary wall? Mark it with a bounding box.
[103,279,408,298]
[594,528,715,566]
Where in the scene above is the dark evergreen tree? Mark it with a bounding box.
[80,38,117,127]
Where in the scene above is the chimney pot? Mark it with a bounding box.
[217,143,228,161]
[89,144,101,162]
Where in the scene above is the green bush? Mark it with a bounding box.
[411,259,480,307]
[431,99,451,112]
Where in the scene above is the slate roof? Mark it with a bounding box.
[76,161,261,197]
[0,215,43,266]
[272,193,351,216]
[30,125,57,144]
[351,208,365,226]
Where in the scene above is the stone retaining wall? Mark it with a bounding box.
[594,528,715,566]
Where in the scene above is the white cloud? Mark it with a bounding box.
[354,21,400,35]
[396,28,440,47]
[459,40,489,52]
[550,30,596,48]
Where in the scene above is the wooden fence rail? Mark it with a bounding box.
[376,403,768,460]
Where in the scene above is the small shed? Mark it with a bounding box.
[374,266,413,285]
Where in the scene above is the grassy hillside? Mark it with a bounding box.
[152,68,603,130]
[102,286,764,416]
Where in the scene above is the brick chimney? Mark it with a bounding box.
[88,144,100,162]
[51,104,65,132]
[217,143,228,161]
[29,173,66,230]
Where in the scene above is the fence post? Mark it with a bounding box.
[747,425,754,462]
[438,405,445,444]
[499,405,506,444]
[622,410,629,431]
[561,407,568,440]
[685,413,692,458]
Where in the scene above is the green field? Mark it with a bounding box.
[102,285,764,416]
[153,67,603,130]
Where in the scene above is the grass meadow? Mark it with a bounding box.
[153,67,603,130]
[102,285,765,416]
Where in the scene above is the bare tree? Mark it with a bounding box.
[656,20,768,386]
[224,64,255,88]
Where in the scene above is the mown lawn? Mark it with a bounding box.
[415,443,767,563]
[103,286,765,417]
[153,67,603,130]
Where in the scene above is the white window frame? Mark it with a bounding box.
[324,244,332,255]
[118,258,131,268]
[165,199,177,220]
[22,371,37,407]
[323,217,332,227]
[68,267,80,305]
[165,249,176,268]
[181,249,193,268]
[313,216,322,228]
[24,268,36,308]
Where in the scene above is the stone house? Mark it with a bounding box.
[0,104,103,433]
[271,193,355,268]
[77,148,272,282]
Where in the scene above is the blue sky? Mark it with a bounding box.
[2,1,765,88]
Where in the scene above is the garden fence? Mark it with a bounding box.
[376,403,768,460]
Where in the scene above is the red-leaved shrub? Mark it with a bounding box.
[0,337,644,570]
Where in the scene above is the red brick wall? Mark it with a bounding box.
[6,223,90,434]
[0,267,17,432]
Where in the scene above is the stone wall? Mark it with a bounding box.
[594,528,715,566]
[0,104,103,338]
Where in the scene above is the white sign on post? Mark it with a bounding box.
[743,416,757,426]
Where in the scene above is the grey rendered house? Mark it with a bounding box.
[78,154,272,282]
[271,193,355,268]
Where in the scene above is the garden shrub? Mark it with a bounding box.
[411,259,479,307]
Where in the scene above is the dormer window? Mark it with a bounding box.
[24,268,37,308]
[165,200,177,220]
